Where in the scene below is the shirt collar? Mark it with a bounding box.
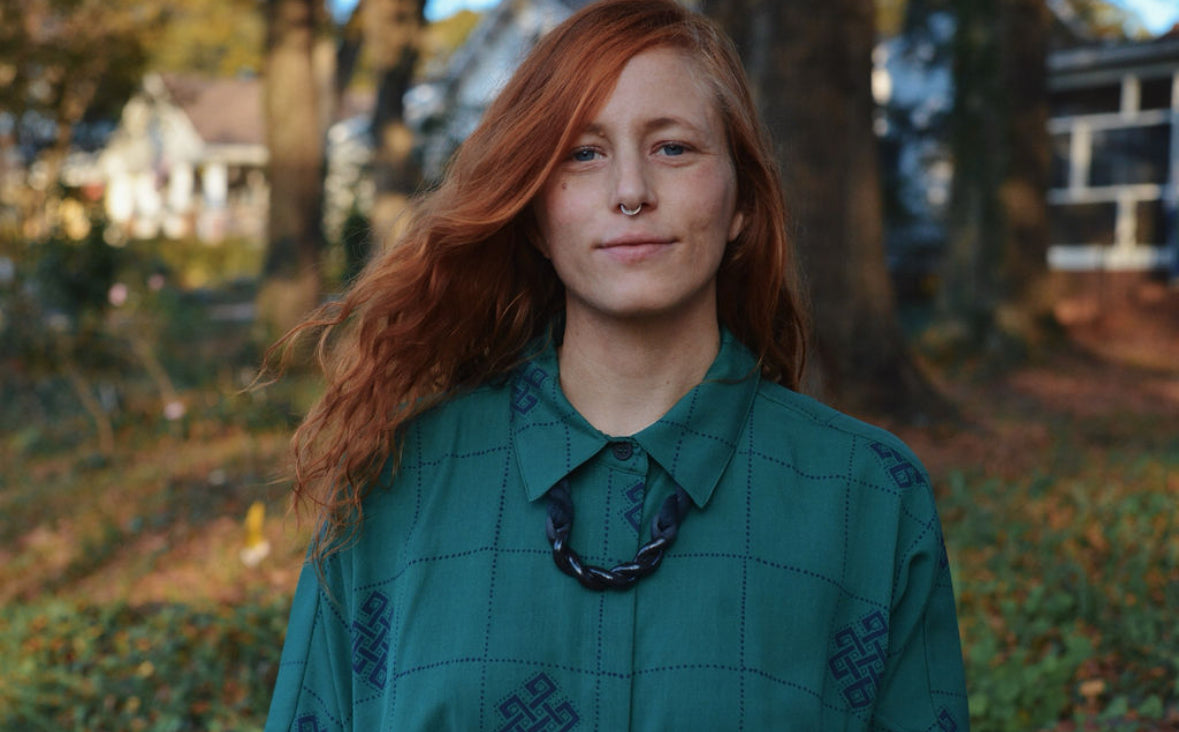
[510,328,761,508]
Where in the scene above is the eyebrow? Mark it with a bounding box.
[581,116,706,138]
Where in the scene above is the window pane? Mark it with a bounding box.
[1088,125,1171,186]
[1050,202,1116,245]
[1136,200,1167,245]
[1050,84,1121,116]
[1051,132,1071,189]
[1140,76,1173,111]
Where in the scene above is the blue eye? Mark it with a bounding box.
[659,143,686,156]
[571,147,599,162]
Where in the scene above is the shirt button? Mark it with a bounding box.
[611,442,634,460]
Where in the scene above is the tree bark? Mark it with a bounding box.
[940,0,1054,355]
[998,0,1054,342]
[312,0,340,141]
[363,0,427,249]
[705,0,948,420]
[258,0,326,339]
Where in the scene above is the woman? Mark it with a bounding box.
[265,1,968,729]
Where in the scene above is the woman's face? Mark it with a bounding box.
[533,46,744,327]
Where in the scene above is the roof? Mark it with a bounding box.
[154,74,375,147]
[1048,35,1179,89]
[159,74,264,146]
[1049,35,1179,74]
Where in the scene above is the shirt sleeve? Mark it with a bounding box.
[870,445,970,731]
[265,556,354,732]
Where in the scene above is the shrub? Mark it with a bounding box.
[945,451,1179,730]
[0,598,288,731]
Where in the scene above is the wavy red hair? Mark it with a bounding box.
[274,0,808,562]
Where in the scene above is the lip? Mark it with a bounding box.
[599,233,675,248]
[597,236,676,263]
[598,234,674,259]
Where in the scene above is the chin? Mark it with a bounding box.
[568,282,717,325]
[594,299,714,325]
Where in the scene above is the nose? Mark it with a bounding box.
[613,149,653,214]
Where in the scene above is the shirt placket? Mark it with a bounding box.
[568,439,649,730]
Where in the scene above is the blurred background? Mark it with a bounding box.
[1,0,1177,729]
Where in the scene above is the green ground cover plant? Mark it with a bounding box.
[0,599,287,731]
[944,448,1179,730]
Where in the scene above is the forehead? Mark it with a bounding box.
[582,46,721,132]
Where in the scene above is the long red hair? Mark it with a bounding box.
[275,0,808,562]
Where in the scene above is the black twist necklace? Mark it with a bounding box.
[545,478,692,591]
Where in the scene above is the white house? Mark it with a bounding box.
[98,73,375,245]
[876,14,1179,287]
[1047,34,1179,275]
[100,73,269,243]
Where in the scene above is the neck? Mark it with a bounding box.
[557,307,721,436]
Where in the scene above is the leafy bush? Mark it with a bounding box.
[945,448,1179,730]
[0,598,288,731]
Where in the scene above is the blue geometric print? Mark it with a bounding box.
[296,714,324,732]
[512,364,548,415]
[351,590,392,690]
[937,707,959,731]
[622,481,645,534]
[828,610,888,709]
[868,442,922,490]
[496,672,579,731]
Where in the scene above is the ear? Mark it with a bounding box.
[727,208,746,243]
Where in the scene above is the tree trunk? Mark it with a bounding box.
[940,0,1054,356]
[335,0,366,118]
[363,0,426,249]
[313,0,340,142]
[258,0,326,339]
[705,0,948,421]
[997,0,1054,343]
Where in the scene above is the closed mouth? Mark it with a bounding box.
[598,236,675,249]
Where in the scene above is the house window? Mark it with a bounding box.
[1049,202,1117,246]
[1049,83,1121,117]
[1050,132,1071,189]
[1139,76,1173,111]
[1135,199,1167,246]
[1087,124,1171,187]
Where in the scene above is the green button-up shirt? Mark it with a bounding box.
[266,331,969,731]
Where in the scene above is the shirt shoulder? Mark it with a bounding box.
[362,380,514,522]
[747,380,930,495]
[393,380,515,469]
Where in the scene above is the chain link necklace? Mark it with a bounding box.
[545,478,692,591]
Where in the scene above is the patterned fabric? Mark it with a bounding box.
[265,330,969,731]
[937,707,960,731]
[621,481,645,534]
[350,591,392,691]
[295,715,323,732]
[495,673,579,732]
[829,611,889,708]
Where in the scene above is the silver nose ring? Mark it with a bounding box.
[620,203,642,216]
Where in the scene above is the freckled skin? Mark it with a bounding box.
[533,47,745,328]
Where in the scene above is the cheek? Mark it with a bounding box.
[532,185,564,258]
[534,183,583,258]
[688,173,739,240]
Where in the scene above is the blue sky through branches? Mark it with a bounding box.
[329,0,1177,35]
[1109,0,1179,34]
[328,0,497,22]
